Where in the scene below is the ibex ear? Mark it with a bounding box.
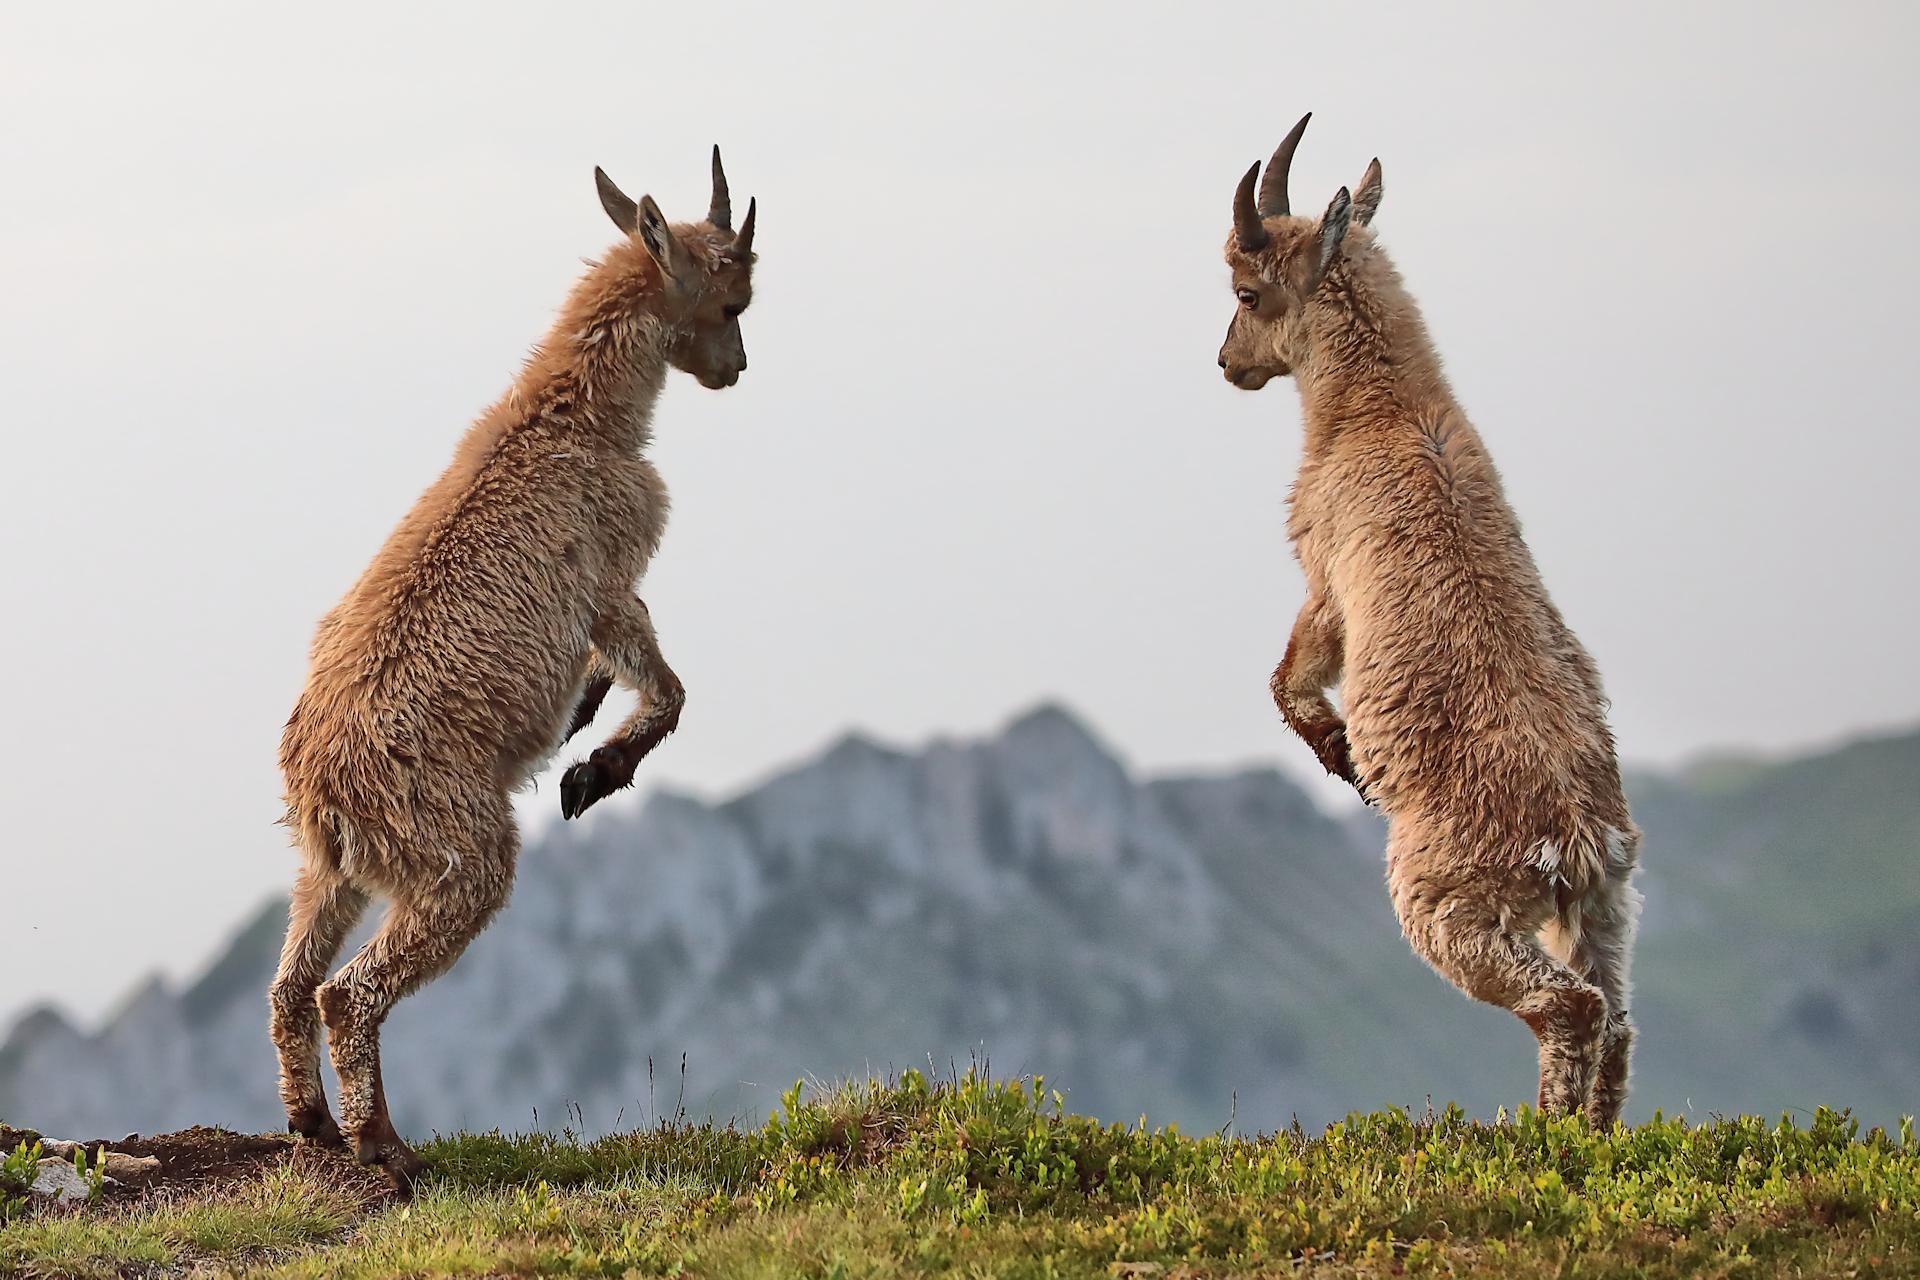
[595,166,638,235]
[633,195,684,280]
[1315,186,1353,282]
[1352,158,1383,227]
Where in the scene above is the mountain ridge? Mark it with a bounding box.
[4,705,1916,1137]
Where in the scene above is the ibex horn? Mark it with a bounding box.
[709,145,733,231]
[1234,161,1269,252]
[733,196,756,257]
[1257,112,1312,218]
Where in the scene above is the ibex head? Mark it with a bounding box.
[1218,113,1382,390]
[595,147,758,389]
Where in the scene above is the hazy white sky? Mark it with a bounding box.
[4,1,1917,1029]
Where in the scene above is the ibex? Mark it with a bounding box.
[1219,115,1642,1125]
[271,149,757,1187]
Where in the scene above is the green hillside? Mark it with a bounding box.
[1631,726,1920,943]
[1621,726,1920,1123]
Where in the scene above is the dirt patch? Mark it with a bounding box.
[4,1122,394,1206]
[91,1127,302,1192]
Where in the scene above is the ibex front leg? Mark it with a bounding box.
[560,596,684,820]
[1272,591,1365,797]
[561,651,615,745]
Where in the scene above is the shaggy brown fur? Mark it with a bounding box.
[1219,115,1641,1126]
[270,150,757,1188]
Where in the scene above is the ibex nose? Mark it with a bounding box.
[1217,353,1229,369]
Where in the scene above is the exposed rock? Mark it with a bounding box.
[103,1151,159,1182]
[37,1140,161,1183]
[29,1157,117,1203]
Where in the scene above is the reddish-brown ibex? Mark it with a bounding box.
[1219,114,1641,1125]
[271,149,757,1186]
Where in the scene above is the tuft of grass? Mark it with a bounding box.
[4,1073,1918,1278]
[0,1161,360,1278]
[422,1118,760,1194]
[168,1164,361,1254]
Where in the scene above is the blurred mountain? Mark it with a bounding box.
[3,706,1915,1138]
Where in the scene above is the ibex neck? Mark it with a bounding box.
[526,247,676,455]
[1292,256,1456,455]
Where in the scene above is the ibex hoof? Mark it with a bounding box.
[1309,724,1360,789]
[560,754,621,820]
[353,1128,432,1197]
[354,1133,429,1193]
[287,1106,345,1148]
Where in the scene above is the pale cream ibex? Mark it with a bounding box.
[271,149,757,1186]
[1219,114,1641,1125]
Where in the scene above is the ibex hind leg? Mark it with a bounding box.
[1391,850,1605,1116]
[317,819,517,1191]
[269,866,367,1146]
[1572,871,1642,1128]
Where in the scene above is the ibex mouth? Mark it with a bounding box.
[1225,367,1280,391]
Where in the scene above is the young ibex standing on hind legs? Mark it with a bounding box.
[271,150,757,1188]
[1219,115,1642,1125]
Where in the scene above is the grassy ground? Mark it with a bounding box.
[4,1072,1918,1278]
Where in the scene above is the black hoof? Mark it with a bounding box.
[560,754,622,819]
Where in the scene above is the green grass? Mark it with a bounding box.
[4,1074,1918,1278]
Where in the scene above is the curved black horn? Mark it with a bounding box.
[1234,161,1269,251]
[709,145,733,231]
[733,196,756,257]
[1257,112,1312,217]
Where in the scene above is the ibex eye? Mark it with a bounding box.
[1236,288,1260,311]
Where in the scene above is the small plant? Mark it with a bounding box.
[72,1143,108,1202]
[511,1178,565,1233]
[898,1174,929,1217]
[1,1137,44,1222]
[0,1138,43,1192]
